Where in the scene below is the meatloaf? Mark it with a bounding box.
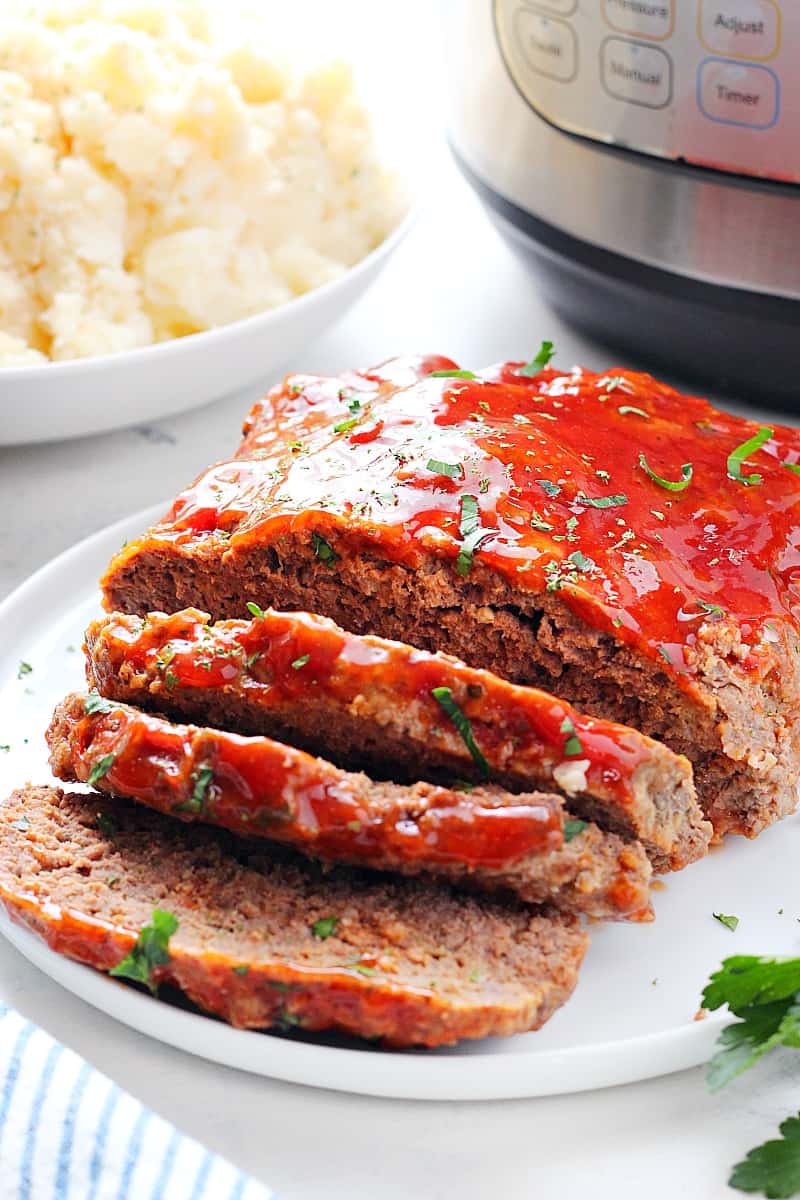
[46,693,652,921]
[0,787,588,1047]
[100,354,800,838]
[86,607,709,871]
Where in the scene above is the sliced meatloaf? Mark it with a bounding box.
[46,694,652,921]
[86,607,709,871]
[101,355,800,839]
[0,787,588,1047]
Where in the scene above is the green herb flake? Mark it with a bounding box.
[333,417,359,434]
[17,661,32,680]
[109,909,178,995]
[658,645,673,664]
[618,406,650,419]
[531,510,553,532]
[576,491,628,509]
[233,964,250,976]
[347,396,362,414]
[85,693,116,716]
[568,550,595,573]
[612,616,623,628]
[426,458,463,479]
[697,600,725,619]
[349,962,377,977]
[96,812,117,839]
[87,753,115,787]
[638,453,693,492]
[185,765,214,814]
[518,340,555,377]
[431,686,489,778]
[563,819,588,842]
[245,651,260,670]
[560,716,583,757]
[346,820,362,833]
[312,532,339,567]
[291,654,310,670]
[430,369,477,380]
[0,745,10,753]
[727,426,773,487]
[456,495,494,577]
[714,912,740,933]
[537,479,561,498]
[311,916,339,940]
[246,602,265,619]
[783,460,800,478]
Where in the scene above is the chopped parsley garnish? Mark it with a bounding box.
[17,661,32,680]
[333,417,359,434]
[246,602,265,619]
[576,491,628,509]
[87,753,115,786]
[531,510,553,532]
[347,396,362,414]
[518,340,555,377]
[0,745,10,753]
[233,964,250,976]
[714,912,740,933]
[783,460,800,477]
[431,686,489,778]
[430,369,477,380]
[291,654,310,669]
[658,645,673,664]
[568,550,595,573]
[618,406,650,419]
[727,426,773,487]
[109,909,178,995]
[96,812,117,839]
[456,495,495,577]
[184,766,214,814]
[311,916,339,940]
[349,962,377,977]
[560,717,583,757]
[85,692,115,716]
[729,1114,800,1197]
[537,479,561,498]
[312,532,339,567]
[563,819,588,842]
[426,458,463,479]
[697,600,725,619]
[638,453,693,492]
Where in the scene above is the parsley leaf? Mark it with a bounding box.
[783,460,800,478]
[537,479,561,498]
[312,532,339,567]
[703,957,800,1015]
[17,661,32,680]
[618,406,650,419]
[728,427,773,487]
[729,1113,800,1198]
[426,458,463,479]
[638,453,693,492]
[182,766,214,814]
[576,491,628,509]
[87,753,115,787]
[697,600,725,619]
[560,716,583,757]
[109,909,178,995]
[430,369,477,380]
[456,495,495,577]
[246,602,265,619]
[333,417,359,434]
[563,819,588,842]
[568,550,595,573]
[311,916,339,940]
[518,340,555,377]
[85,692,116,716]
[431,686,489,779]
[291,654,310,669]
[714,912,740,933]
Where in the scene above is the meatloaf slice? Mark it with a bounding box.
[85,607,708,871]
[100,355,800,839]
[0,786,588,1047]
[46,694,652,921]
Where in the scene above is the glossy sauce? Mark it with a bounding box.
[109,356,800,693]
[91,608,665,812]
[57,701,566,869]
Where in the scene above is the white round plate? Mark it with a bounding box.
[0,209,415,447]
[1,505,799,1101]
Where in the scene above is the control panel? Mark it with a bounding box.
[494,0,794,181]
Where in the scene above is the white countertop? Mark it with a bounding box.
[1,82,798,1200]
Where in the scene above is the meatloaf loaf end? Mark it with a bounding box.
[85,608,709,872]
[101,355,800,839]
[46,693,652,921]
[0,786,589,1047]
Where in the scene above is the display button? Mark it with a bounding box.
[513,8,577,82]
[600,38,672,108]
[603,0,674,41]
[698,58,779,128]
[698,1,781,62]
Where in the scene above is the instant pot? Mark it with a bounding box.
[446,0,800,403]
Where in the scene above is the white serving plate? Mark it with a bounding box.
[0,209,415,447]
[0,504,798,1101]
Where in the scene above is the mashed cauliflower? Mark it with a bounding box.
[0,1,405,364]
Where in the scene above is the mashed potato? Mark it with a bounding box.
[0,1,405,364]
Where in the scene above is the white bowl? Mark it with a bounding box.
[0,207,416,446]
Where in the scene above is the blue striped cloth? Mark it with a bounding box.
[0,1006,272,1199]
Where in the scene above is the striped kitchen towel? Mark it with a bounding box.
[0,1005,272,1200]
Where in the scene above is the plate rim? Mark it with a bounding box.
[0,501,728,1101]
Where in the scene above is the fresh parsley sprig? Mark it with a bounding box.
[518,340,555,377]
[431,686,489,779]
[109,909,178,995]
